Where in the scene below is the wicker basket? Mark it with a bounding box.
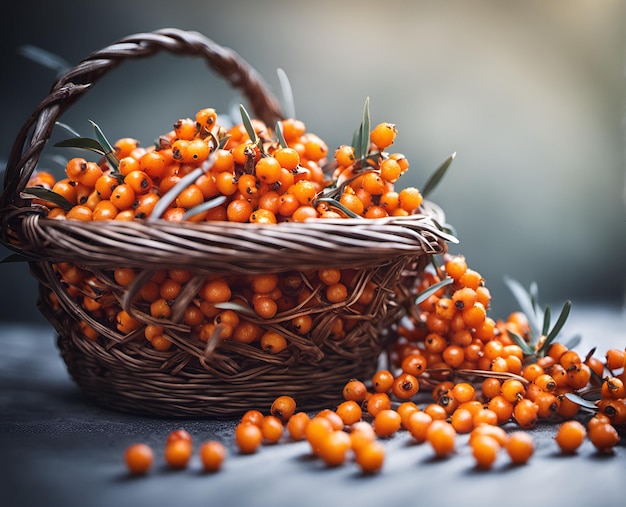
[0,28,452,418]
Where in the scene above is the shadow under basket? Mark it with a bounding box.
[1,29,453,418]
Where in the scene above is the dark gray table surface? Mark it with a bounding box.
[1,305,625,507]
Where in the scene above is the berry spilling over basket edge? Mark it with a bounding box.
[3,27,460,418]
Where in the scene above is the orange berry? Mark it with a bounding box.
[124,443,154,476]
[370,122,397,150]
[426,420,456,458]
[235,422,263,454]
[555,420,587,454]
[199,440,226,473]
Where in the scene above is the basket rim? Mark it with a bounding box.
[7,200,454,273]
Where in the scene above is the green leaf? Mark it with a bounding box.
[213,301,256,317]
[89,120,119,171]
[507,329,535,356]
[183,195,227,220]
[415,277,454,305]
[360,97,370,162]
[503,276,541,338]
[239,104,258,144]
[563,392,598,412]
[421,152,455,199]
[541,306,551,336]
[1,253,30,263]
[276,67,295,120]
[540,300,572,355]
[564,333,581,351]
[315,197,362,219]
[20,187,73,211]
[53,137,107,155]
[275,121,288,149]
[54,121,81,138]
[19,45,70,76]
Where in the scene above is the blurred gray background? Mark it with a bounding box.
[1,0,624,323]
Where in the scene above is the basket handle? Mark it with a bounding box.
[1,28,284,209]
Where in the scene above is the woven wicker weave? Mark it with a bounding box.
[0,28,452,418]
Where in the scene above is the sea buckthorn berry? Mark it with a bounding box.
[125,443,154,476]
[373,409,402,438]
[379,158,402,184]
[398,187,423,212]
[253,296,278,319]
[450,408,474,434]
[451,382,475,403]
[559,349,581,370]
[325,282,348,303]
[173,117,197,140]
[334,145,356,167]
[261,415,284,444]
[241,409,264,428]
[254,156,282,184]
[473,408,499,427]
[200,278,231,303]
[114,137,139,158]
[442,345,465,369]
[292,205,318,222]
[435,297,456,320]
[261,330,287,354]
[452,287,477,311]
[271,395,297,422]
[588,422,620,453]
[78,161,103,187]
[513,399,539,429]
[372,369,394,393]
[401,353,427,377]
[336,400,362,426]
[469,424,509,448]
[408,410,433,443]
[481,377,502,400]
[444,255,467,281]
[601,376,626,399]
[605,348,625,370]
[379,191,399,212]
[274,147,300,171]
[305,416,333,455]
[199,440,226,473]
[65,157,89,181]
[361,171,386,196]
[366,392,392,417]
[424,403,448,421]
[555,420,587,454]
[286,412,310,441]
[343,379,368,402]
[392,372,420,400]
[51,179,77,205]
[487,395,514,425]
[471,434,500,470]
[506,431,534,465]
[397,401,420,429]
[167,429,192,446]
[110,184,136,210]
[534,373,557,392]
[118,156,140,177]
[164,438,193,469]
[462,302,487,329]
[370,122,397,150]
[501,378,526,403]
[426,420,456,458]
[318,430,351,467]
[235,422,263,454]
[66,205,93,221]
[355,440,385,475]
[291,314,313,334]
[458,268,483,290]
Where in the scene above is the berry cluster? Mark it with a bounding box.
[28,106,430,354]
[124,255,624,476]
